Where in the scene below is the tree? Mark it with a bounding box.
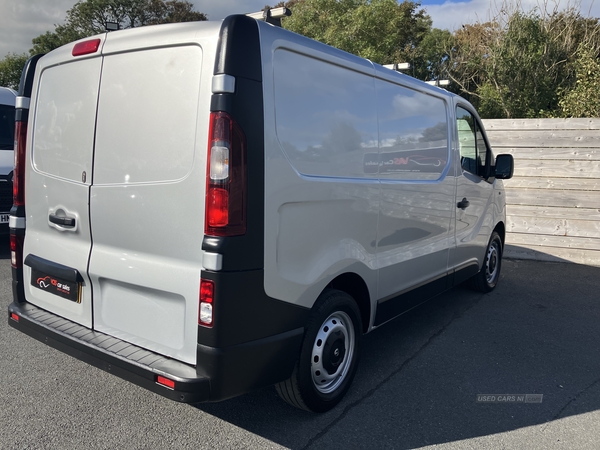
[0,53,29,90]
[443,4,600,118]
[411,27,453,82]
[279,0,431,66]
[30,0,207,55]
[557,43,600,117]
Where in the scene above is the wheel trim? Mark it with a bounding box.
[311,311,355,394]
[486,240,500,284]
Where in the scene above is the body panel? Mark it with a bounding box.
[23,50,103,328]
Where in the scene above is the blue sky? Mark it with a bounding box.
[1,0,600,58]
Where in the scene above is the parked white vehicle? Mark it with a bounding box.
[8,12,513,412]
[0,86,16,232]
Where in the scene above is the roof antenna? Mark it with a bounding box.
[246,7,292,27]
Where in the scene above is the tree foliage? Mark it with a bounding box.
[557,43,600,117]
[279,0,431,66]
[443,5,600,118]
[0,53,29,90]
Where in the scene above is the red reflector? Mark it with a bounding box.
[156,376,175,389]
[72,39,101,56]
[10,313,19,322]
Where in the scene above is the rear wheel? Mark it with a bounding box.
[471,231,503,293]
[276,289,362,412]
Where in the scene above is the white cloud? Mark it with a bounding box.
[0,0,73,57]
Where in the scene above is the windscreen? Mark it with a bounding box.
[0,104,15,150]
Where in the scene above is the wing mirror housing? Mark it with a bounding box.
[494,154,514,180]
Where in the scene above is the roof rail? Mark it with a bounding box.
[246,7,291,27]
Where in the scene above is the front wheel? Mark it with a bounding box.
[276,289,362,412]
[471,231,503,293]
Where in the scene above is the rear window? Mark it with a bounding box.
[0,104,15,150]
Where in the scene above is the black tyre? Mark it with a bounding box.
[471,231,503,293]
[276,289,362,412]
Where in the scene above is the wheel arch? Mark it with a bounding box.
[494,221,506,246]
[326,273,371,333]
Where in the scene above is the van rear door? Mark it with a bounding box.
[23,44,104,328]
[87,30,212,365]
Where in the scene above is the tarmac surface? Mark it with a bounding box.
[1,239,599,449]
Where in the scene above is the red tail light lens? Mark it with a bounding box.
[199,279,214,327]
[10,233,24,269]
[205,112,247,236]
[72,39,101,57]
[13,120,27,206]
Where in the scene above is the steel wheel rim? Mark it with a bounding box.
[311,311,355,394]
[486,240,500,284]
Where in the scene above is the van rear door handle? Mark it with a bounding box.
[49,214,76,227]
[457,198,470,209]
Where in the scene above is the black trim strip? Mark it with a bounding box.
[24,254,84,283]
[214,15,262,82]
[374,274,449,326]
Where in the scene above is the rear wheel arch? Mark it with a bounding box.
[327,272,371,333]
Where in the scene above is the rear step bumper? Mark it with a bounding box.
[8,301,210,403]
[8,301,305,403]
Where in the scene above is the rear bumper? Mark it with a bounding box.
[8,301,304,403]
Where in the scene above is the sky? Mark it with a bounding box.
[1,0,600,58]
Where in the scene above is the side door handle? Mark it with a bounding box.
[49,214,76,228]
[457,198,470,210]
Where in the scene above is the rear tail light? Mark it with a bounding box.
[199,279,214,327]
[205,111,247,236]
[13,120,27,207]
[10,233,24,269]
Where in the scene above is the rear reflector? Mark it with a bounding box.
[10,313,19,322]
[72,39,101,57]
[156,376,175,389]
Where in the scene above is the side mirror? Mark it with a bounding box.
[494,154,514,180]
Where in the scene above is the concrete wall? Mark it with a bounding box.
[483,118,600,266]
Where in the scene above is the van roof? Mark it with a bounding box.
[0,87,17,106]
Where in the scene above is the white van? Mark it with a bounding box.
[8,13,513,412]
[0,86,17,233]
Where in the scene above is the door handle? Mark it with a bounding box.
[457,198,470,210]
[49,214,76,228]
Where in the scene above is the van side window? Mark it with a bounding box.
[456,106,488,178]
[273,50,378,178]
[374,79,449,181]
